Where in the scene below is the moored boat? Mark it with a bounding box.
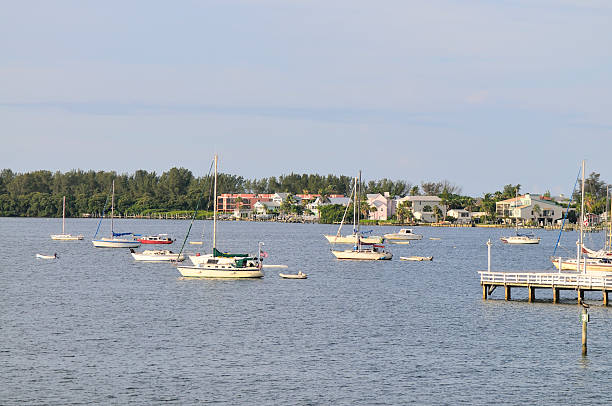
[279,271,307,279]
[51,196,83,240]
[400,256,433,261]
[136,234,174,244]
[92,180,140,248]
[384,228,423,241]
[176,155,264,279]
[130,249,184,262]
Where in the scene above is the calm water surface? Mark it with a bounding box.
[1,218,611,404]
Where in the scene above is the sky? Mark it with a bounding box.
[1,0,611,196]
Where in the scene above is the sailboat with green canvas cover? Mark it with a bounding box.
[177,155,264,278]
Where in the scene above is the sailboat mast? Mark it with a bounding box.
[607,186,611,251]
[213,154,218,252]
[352,177,357,234]
[62,196,66,234]
[578,160,585,273]
[111,180,115,238]
[358,170,361,234]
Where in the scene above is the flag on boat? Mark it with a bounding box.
[260,251,268,258]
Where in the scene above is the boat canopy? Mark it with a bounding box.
[213,248,249,258]
[112,232,133,237]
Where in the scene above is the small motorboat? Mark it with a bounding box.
[36,253,58,259]
[384,228,423,241]
[400,256,433,261]
[136,234,174,244]
[279,271,308,279]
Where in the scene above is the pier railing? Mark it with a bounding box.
[479,271,612,289]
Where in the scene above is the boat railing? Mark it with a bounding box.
[478,271,612,288]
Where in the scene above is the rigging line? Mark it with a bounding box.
[92,182,113,239]
[332,178,356,245]
[176,160,215,261]
[553,165,581,257]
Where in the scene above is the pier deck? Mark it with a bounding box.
[479,271,612,305]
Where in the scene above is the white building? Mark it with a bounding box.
[447,209,471,224]
[366,193,395,221]
[253,201,281,216]
[496,194,564,226]
[396,196,445,223]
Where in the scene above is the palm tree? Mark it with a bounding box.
[433,206,443,223]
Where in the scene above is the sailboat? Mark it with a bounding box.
[51,196,84,240]
[551,160,612,274]
[500,188,540,244]
[177,155,264,278]
[331,172,392,260]
[92,180,141,248]
[582,186,612,259]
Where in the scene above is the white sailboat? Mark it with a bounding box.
[51,196,84,240]
[130,249,185,262]
[92,180,140,248]
[331,173,392,260]
[500,188,540,244]
[551,160,612,274]
[177,155,264,278]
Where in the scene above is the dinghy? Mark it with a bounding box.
[400,256,433,261]
[36,253,58,259]
[279,271,307,279]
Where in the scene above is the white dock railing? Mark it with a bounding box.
[479,271,612,289]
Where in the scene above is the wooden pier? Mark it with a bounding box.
[479,271,612,305]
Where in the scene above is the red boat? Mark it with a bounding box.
[136,234,174,244]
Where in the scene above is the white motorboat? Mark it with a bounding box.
[176,155,264,279]
[384,228,423,241]
[36,253,57,259]
[279,271,307,279]
[330,173,392,261]
[130,249,185,262]
[50,196,84,240]
[92,180,140,248]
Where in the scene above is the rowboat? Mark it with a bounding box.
[400,256,433,261]
[36,253,57,259]
[279,271,307,279]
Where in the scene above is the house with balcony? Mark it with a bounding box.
[495,194,564,226]
[253,201,281,217]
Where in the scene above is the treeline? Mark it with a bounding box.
[0,168,454,217]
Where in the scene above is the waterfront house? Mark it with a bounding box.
[253,201,281,216]
[447,209,471,224]
[495,194,564,226]
[367,193,395,221]
[217,193,273,213]
[396,196,445,223]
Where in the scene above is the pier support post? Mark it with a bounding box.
[581,303,589,356]
[528,286,535,303]
[482,284,488,300]
[603,290,609,307]
[578,289,585,304]
[553,287,560,304]
[505,285,511,301]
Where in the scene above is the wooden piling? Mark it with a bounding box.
[482,284,488,300]
[505,285,511,301]
[604,290,609,307]
[578,289,585,303]
[581,306,588,356]
[528,286,535,302]
[553,287,560,303]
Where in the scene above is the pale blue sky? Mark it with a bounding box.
[1,0,611,196]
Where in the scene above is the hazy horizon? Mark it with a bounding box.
[2,1,611,196]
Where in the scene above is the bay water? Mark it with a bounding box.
[1,218,611,404]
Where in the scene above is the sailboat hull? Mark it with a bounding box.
[51,234,84,240]
[177,265,263,278]
[331,249,392,260]
[500,236,540,244]
[552,258,612,273]
[92,238,141,248]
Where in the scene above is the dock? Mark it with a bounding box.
[479,271,612,305]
